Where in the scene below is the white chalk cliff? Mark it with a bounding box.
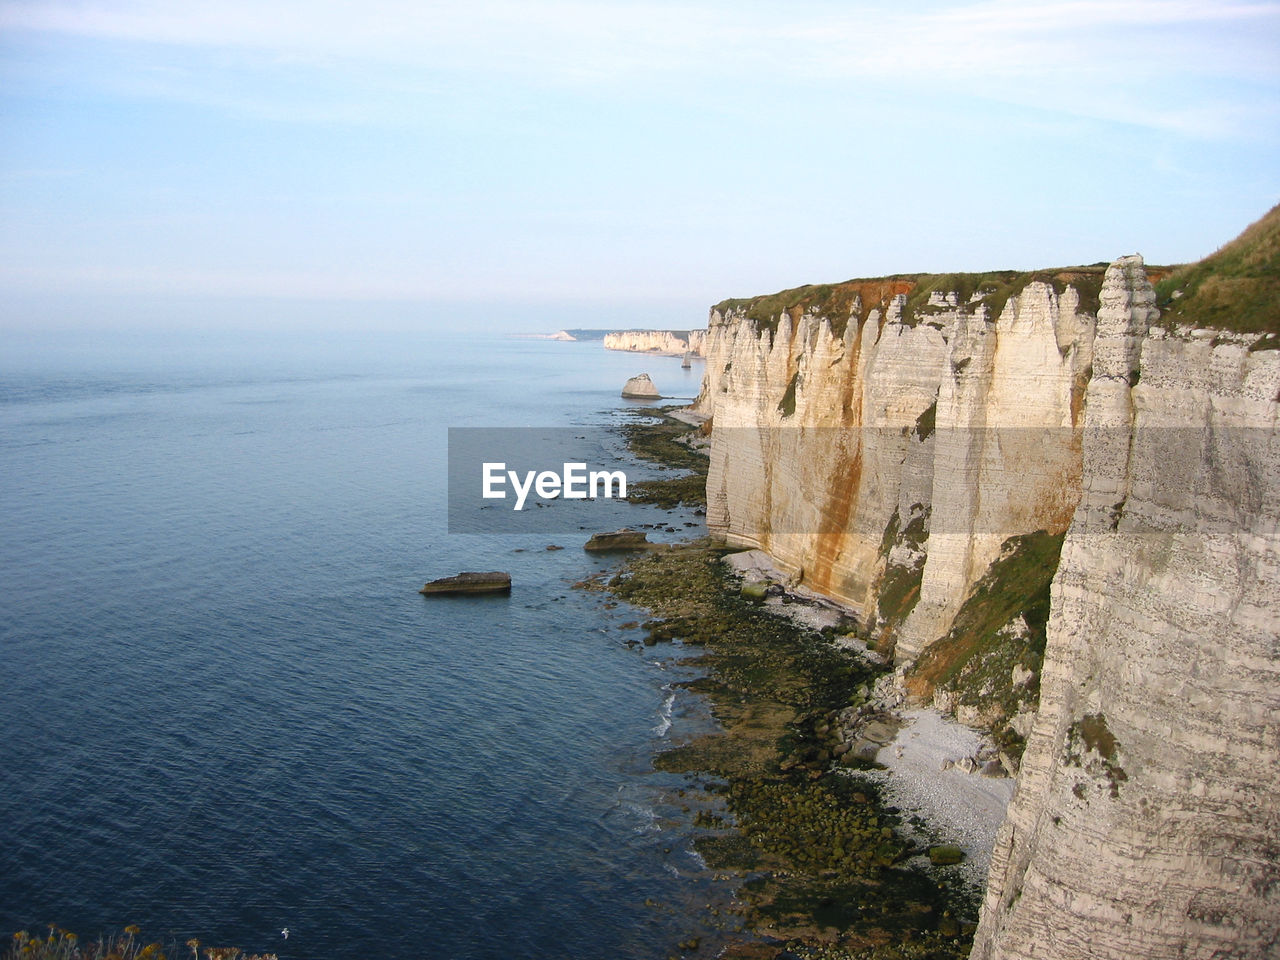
[971,265,1280,960]
[695,277,1091,655]
[692,226,1280,957]
[604,329,707,357]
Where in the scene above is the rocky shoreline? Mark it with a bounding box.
[598,408,1009,959]
[723,548,1016,884]
[604,541,981,959]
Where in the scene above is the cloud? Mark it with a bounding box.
[3,0,1276,140]
[4,0,1276,79]
[811,1,1279,75]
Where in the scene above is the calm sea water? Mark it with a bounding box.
[0,330,725,958]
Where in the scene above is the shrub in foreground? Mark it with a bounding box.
[6,928,277,960]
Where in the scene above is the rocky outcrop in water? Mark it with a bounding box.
[622,373,661,399]
[419,572,512,595]
[584,528,669,552]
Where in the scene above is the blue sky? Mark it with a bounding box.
[1,0,1278,332]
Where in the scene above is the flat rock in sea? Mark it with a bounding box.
[419,571,512,595]
[583,528,661,552]
[621,373,661,399]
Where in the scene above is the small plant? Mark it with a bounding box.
[4,929,277,960]
[7,926,162,960]
[1066,712,1129,798]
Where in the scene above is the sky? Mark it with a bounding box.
[1,0,1278,333]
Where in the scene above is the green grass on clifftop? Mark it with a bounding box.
[712,205,1280,341]
[712,266,1122,340]
[1155,203,1280,336]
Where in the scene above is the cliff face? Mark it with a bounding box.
[695,235,1280,957]
[971,273,1280,959]
[603,329,706,356]
[696,276,1093,662]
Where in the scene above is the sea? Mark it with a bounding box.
[0,329,730,959]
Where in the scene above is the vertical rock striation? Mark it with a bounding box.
[696,244,1280,956]
[696,278,1093,660]
[971,263,1280,959]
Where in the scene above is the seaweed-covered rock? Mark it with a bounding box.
[929,844,966,865]
[419,572,511,595]
[584,528,654,551]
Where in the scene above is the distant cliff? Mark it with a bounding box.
[554,328,613,341]
[603,329,706,357]
[692,206,1280,958]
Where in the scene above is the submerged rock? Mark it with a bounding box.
[419,571,511,595]
[621,373,661,399]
